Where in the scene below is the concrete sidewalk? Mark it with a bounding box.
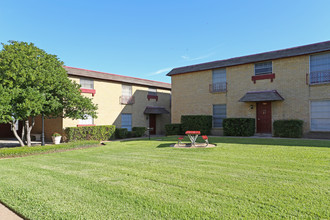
[0,203,22,220]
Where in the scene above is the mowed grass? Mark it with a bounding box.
[0,136,329,219]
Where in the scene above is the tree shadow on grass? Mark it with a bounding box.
[156,143,175,148]
[210,137,330,148]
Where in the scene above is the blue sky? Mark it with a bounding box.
[1,0,330,83]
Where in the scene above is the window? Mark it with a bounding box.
[122,85,132,97]
[148,87,157,96]
[310,52,330,84]
[213,104,226,128]
[121,114,132,131]
[254,61,272,75]
[311,100,330,131]
[210,68,226,92]
[79,114,93,125]
[80,78,94,89]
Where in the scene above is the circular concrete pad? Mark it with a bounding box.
[170,143,216,148]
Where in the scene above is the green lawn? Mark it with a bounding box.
[0,137,329,219]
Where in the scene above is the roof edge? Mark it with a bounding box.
[64,66,171,90]
[167,40,330,76]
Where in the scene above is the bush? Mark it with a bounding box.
[65,125,115,142]
[181,115,212,135]
[132,127,147,137]
[165,124,182,136]
[273,120,303,138]
[115,128,128,139]
[223,118,255,136]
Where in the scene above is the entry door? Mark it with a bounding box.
[149,114,156,135]
[257,102,272,133]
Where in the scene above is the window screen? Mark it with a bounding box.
[310,52,330,84]
[213,104,226,128]
[79,114,93,125]
[254,61,272,75]
[122,85,132,97]
[80,78,94,89]
[121,113,132,131]
[212,68,226,83]
[311,100,330,131]
[148,87,157,96]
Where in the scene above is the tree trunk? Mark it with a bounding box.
[25,117,35,147]
[10,121,25,147]
[21,123,27,145]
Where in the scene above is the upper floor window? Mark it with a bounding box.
[79,114,94,125]
[213,104,226,128]
[80,77,94,89]
[148,87,157,96]
[122,85,132,97]
[310,52,330,84]
[254,61,272,75]
[210,68,226,93]
[147,87,158,101]
[121,85,134,104]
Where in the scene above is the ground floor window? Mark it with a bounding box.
[213,104,226,128]
[311,100,330,131]
[79,114,93,125]
[121,113,132,131]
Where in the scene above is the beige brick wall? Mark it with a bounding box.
[171,54,330,135]
[62,77,171,135]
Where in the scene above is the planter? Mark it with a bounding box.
[52,136,62,145]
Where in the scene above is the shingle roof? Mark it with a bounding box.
[239,90,284,102]
[167,41,330,76]
[143,106,170,114]
[64,66,171,90]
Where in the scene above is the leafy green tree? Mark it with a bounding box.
[0,41,97,146]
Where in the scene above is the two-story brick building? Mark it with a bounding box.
[28,66,171,140]
[167,41,330,136]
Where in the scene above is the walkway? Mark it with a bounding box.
[0,203,22,220]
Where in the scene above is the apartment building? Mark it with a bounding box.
[167,41,330,136]
[29,66,171,140]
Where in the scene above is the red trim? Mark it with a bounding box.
[147,95,158,101]
[80,88,96,96]
[64,66,171,87]
[77,124,96,127]
[251,73,275,84]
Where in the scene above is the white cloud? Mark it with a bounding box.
[181,52,215,61]
[148,67,173,76]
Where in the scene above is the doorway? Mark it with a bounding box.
[149,114,156,135]
[256,102,272,133]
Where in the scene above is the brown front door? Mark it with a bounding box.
[256,102,272,133]
[149,114,156,135]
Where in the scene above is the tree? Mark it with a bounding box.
[0,41,97,146]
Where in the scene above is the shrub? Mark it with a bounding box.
[165,124,182,136]
[181,115,212,135]
[115,128,128,139]
[223,118,255,136]
[65,125,115,142]
[132,127,147,137]
[273,120,303,138]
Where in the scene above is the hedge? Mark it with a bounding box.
[65,125,116,142]
[273,120,303,138]
[165,123,182,136]
[132,127,147,137]
[181,115,212,135]
[223,118,255,136]
[115,128,128,139]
